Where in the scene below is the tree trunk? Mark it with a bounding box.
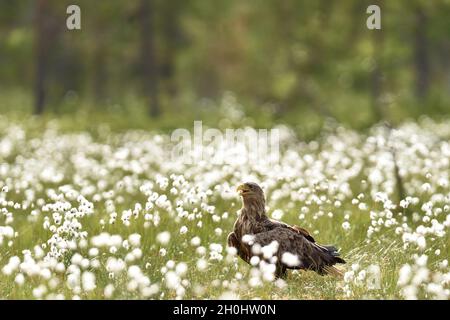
[371,28,384,122]
[414,8,429,100]
[160,2,181,99]
[139,0,159,117]
[93,39,107,103]
[33,0,49,115]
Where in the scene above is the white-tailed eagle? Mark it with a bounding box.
[227,182,346,278]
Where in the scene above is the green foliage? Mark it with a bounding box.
[0,0,448,126]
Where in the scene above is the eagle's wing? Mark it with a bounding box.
[251,227,344,274]
[290,225,315,242]
[264,219,316,242]
[227,232,251,263]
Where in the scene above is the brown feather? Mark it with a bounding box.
[291,225,316,242]
[323,266,344,278]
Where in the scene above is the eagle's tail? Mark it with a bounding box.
[317,244,346,277]
[318,244,346,264]
[323,265,344,278]
[322,246,346,263]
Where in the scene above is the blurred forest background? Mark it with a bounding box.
[0,0,449,135]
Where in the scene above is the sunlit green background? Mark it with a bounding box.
[0,0,449,134]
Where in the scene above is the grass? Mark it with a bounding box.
[0,110,449,300]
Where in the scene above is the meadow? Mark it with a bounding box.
[0,114,449,300]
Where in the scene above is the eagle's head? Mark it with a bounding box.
[237,182,265,214]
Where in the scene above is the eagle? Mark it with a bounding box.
[227,182,346,278]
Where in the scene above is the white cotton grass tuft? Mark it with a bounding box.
[14,273,25,286]
[106,257,126,274]
[81,271,96,291]
[165,271,180,290]
[271,209,284,220]
[261,241,279,259]
[250,256,260,266]
[398,264,412,286]
[242,234,255,245]
[196,259,208,271]
[342,221,351,231]
[190,236,201,246]
[196,246,206,256]
[104,284,115,298]
[128,234,141,247]
[175,262,188,276]
[281,252,300,267]
[0,118,448,299]
[156,231,171,245]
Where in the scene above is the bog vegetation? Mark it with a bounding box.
[0,111,448,299]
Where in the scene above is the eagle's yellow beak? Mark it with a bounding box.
[237,184,250,195]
